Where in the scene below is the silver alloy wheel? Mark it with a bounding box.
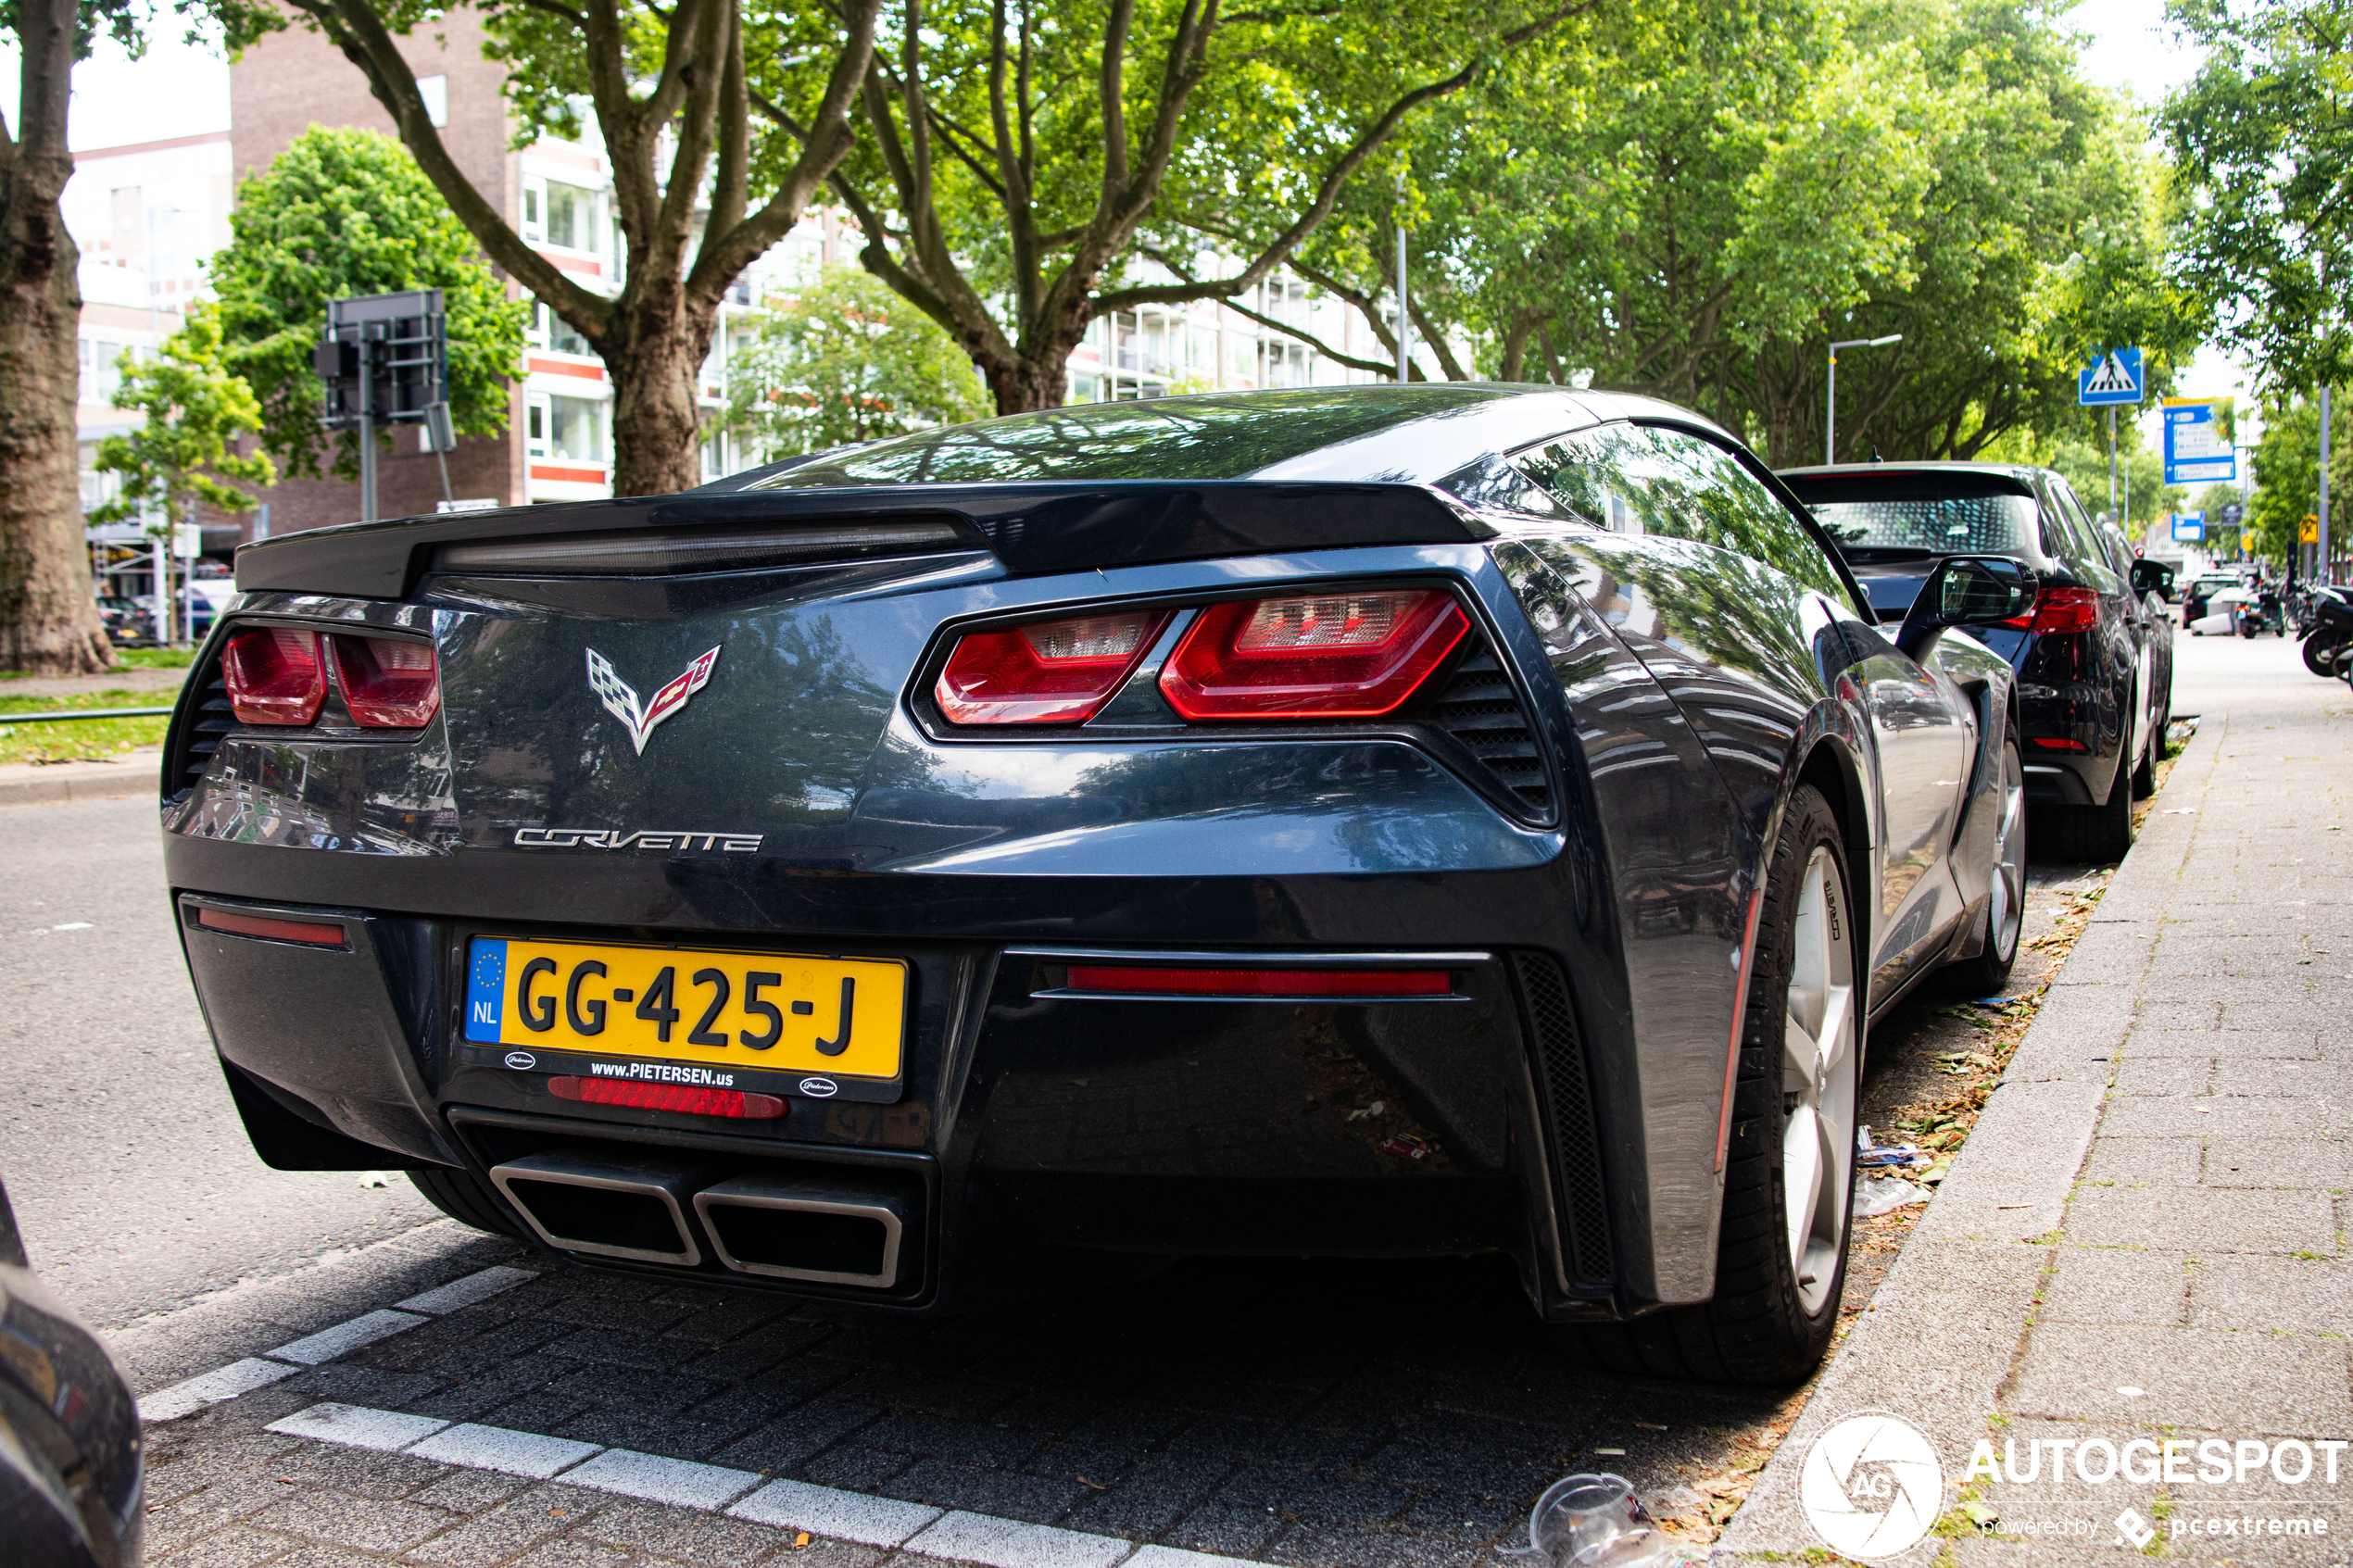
[1781,845,1857,1316]
[1988,743,2027,963]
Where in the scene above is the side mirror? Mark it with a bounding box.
[1895,556,2036,662]
[2130,559,2175,600]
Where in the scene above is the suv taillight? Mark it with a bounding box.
[330,634,442,727]
[1159,590,1467,720]
[221,627,326,725]
[2005,583,2099,634]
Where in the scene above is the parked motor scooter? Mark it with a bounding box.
[2235,588,2284,637]
[2303,585,2353,676]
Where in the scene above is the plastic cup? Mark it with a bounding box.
[1529,1473,1651,1564]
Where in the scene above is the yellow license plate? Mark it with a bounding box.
[464,936,905,1083]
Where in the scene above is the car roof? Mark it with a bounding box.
[725,383,1747,494]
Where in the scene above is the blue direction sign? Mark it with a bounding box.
[2162,398,2237,485]
[2171,512,2205,543]
[2079,347,2145,406]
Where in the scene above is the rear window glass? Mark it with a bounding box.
[740,386,1506,487]
[1785,475,2038,555]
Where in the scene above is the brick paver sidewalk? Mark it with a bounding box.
[1725,635,2353,1563]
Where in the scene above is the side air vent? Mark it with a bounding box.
[1513,951,1611,1290]
[165,663,233,804]
[1428,647,1553,820]
[434,519,982,577]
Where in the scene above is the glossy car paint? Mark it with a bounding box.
[0,1179,143,1568]
[165,387,2015,1323]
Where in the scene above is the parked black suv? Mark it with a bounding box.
[1778,462,2172,862]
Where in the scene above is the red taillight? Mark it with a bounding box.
[1064,965,1453,997]
[2004,583,2100,634]
[546,1075,786,1120]
[1158,590,1468,721]
[331,634,442,727]
[935,610,1173,724]
[221,627,326,725]
[195,906,349,947]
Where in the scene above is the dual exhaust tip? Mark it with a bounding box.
[488,1150,907,1289]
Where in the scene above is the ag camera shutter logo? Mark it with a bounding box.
[1800,1411,1945,1558]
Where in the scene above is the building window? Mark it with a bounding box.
[546,182,598,252]
[530,393,608,463]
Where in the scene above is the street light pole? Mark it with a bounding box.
[2108,407,2118,519]
[1826,333,1903,464]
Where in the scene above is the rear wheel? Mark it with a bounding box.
[2038,732,2133,864]
[410,1165,527,1241]
[1944,739,2026,996]
[2304,633,2345,678]
[1576,785,1857,1384]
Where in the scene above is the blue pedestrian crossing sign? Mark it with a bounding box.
[2079,347,2145,406]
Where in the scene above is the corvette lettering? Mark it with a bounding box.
[512,827,764,852]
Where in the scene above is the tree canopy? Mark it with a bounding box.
[2162,0,2352,392]
[811,0,1592,412]
[1288,0,2192,466]
[208,127,528,483]
[90,302,276,523]
[721,264,987,462]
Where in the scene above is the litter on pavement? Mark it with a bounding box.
[1856,1126,1928,1168]
[1854,1174,1932,1217]
[1509,1473,1705,1566]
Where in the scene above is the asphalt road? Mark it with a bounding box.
[0,791,437,1330]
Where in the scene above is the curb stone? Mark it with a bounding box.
[0,749,166,807]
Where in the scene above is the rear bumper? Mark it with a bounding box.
[171,872,1636,1322]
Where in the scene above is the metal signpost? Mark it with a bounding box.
[1826,333,1901,464]
[2078,347,2145,520]
[2322,388,2333,583]
[315,290,449,521]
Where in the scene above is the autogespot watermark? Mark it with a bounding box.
[1799,1416,2338,1556]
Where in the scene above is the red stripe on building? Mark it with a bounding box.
[530,464,609,483]
[527,356,605,381]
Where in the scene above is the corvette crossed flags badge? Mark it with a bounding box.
[585,645,721,754]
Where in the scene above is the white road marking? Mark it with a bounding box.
[396,1264,538,1315]
[260,1398,1257,1566]
[409,1422,601,1478]
[133,1358,300,1423]
[266,1401,449,1451]
[563,1448,765,1511]
[266,1308,430,1365]
[728,1475,943,1545]
[907,1511,1139,1568]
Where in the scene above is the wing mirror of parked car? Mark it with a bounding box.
[2129,559,2176,600]
[1895,556,2036,662]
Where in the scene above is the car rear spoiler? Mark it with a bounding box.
[233,482,1490,599]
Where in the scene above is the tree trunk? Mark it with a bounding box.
[0,0,113,674]
[609,294,714,497]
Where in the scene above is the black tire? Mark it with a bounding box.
[2036,733,2134,864]
[2131,723,2157,799]
[2304,633,2345,678]
[1575,784,1857,1384]
[410,1164,528,1241]
[1943,739,2026,997]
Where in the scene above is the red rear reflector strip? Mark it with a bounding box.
[195,907,349,947]
[936,610,1173,724]
[1159,591,1468,720]
[2030,736,2089,751]
[221,626,326,725]
[331,634,443,727]
[1065,965,1451,997]
[546,1076,786,1120]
